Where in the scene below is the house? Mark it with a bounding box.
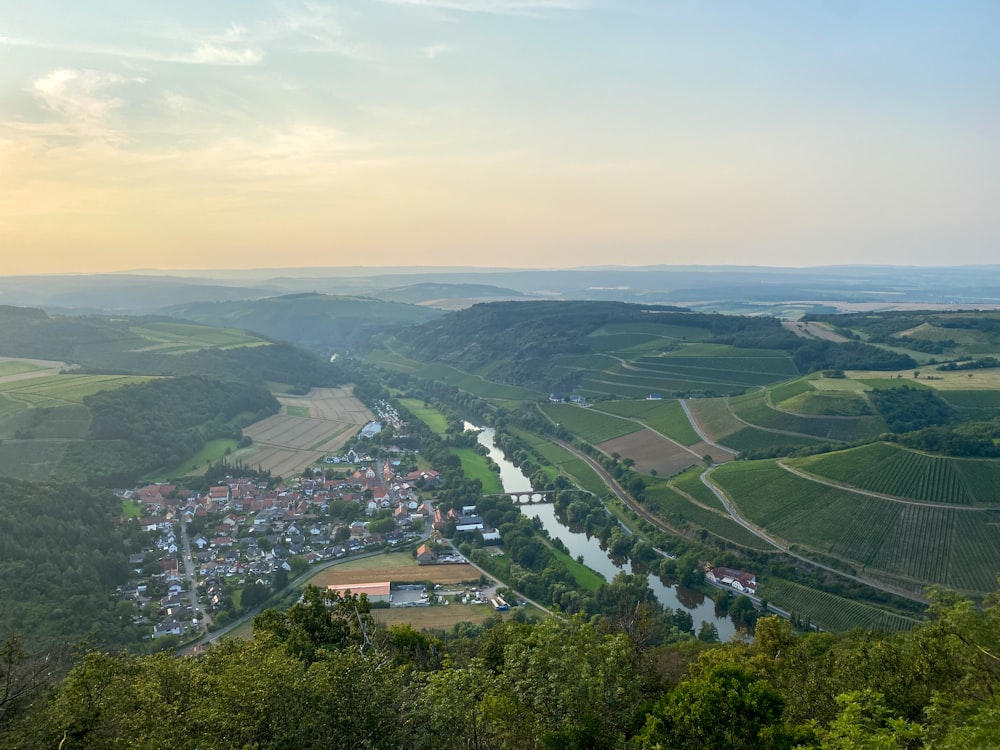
[705,566,758,595]
[415,544,437,564]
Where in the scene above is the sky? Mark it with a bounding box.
[1,0,998,274]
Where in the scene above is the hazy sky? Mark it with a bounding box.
[2,1,998,274]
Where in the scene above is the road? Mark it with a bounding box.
[178,519,211,631]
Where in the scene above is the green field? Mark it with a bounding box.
[0,361,50,377]
[540,403,641,444]
[451,447,504,494]
[710,460,1000,594]
[789,442,1000,506]
[158,438,241,479]
[669,467,725,512]
[285,405,310,418]
[128,322,269,353]
[594,399,701,445]
[398,398,449,435]
[761,578,917,633]
[642,481,772,549]
[511,429,609,497]
[0,374,154,405]
[549,546,606,590]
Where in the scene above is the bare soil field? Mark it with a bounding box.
[309,555,481,588]
[598,429,704,476]
[241,386,373,475]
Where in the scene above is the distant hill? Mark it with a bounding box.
[164,293,444,351]
[371,282,529,309]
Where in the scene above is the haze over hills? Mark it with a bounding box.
[4,265,1000,317]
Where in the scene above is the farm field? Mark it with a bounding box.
[597,429,702,477]
[594,399,702,445]
[761,578,917,633]
[373,604,502,630]
[788,443,1000,506]
[127,322,269,353]
[848,367,1000,391]
[0,403,90,440]
[670,468,726,512]
[710,460,1000,595]
[0,374,155,406]
[540,403,641,444]
[241,387,372,476]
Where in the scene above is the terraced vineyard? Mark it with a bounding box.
[789,442,1000,506]
[730,390,886,442]
[669,468,726,512]
[685,397,826,454]
[761,578,917,633]
[710,459,1000,594]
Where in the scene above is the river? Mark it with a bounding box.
[470,425,736,640]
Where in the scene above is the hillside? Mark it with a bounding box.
[164,293,444,351]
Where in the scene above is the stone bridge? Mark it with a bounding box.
[483,490,555,505]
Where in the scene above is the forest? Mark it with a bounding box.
[3,584,999,749]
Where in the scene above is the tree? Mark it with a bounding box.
[697,621,720,643]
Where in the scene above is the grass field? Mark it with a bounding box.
[789,443,1000,506]
[594,399,702,445]
[550,546,606,590]
[710,459,1000,594]
[451,447,504,494]
[761,578,917,633]
[0,360,49,377]
[669,468,726,512]
[159,438,240,479]
[0,402,90,440]
[540,403,642,444]
[512,430,610,497]
[398,398,449,435]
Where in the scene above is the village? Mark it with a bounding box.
[118,440,496,643]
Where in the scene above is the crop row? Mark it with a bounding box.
[732,393,882,442]
[793,443,1000,506]
[761,578,915,633]
[712,460,1000,594]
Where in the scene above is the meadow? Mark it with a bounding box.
[398,398,449,435]
[451,447,504,494]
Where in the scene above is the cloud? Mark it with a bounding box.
[420,44,451,59]
[29,69,138,141]
[186,43,263,65]
[376,0,587,16]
